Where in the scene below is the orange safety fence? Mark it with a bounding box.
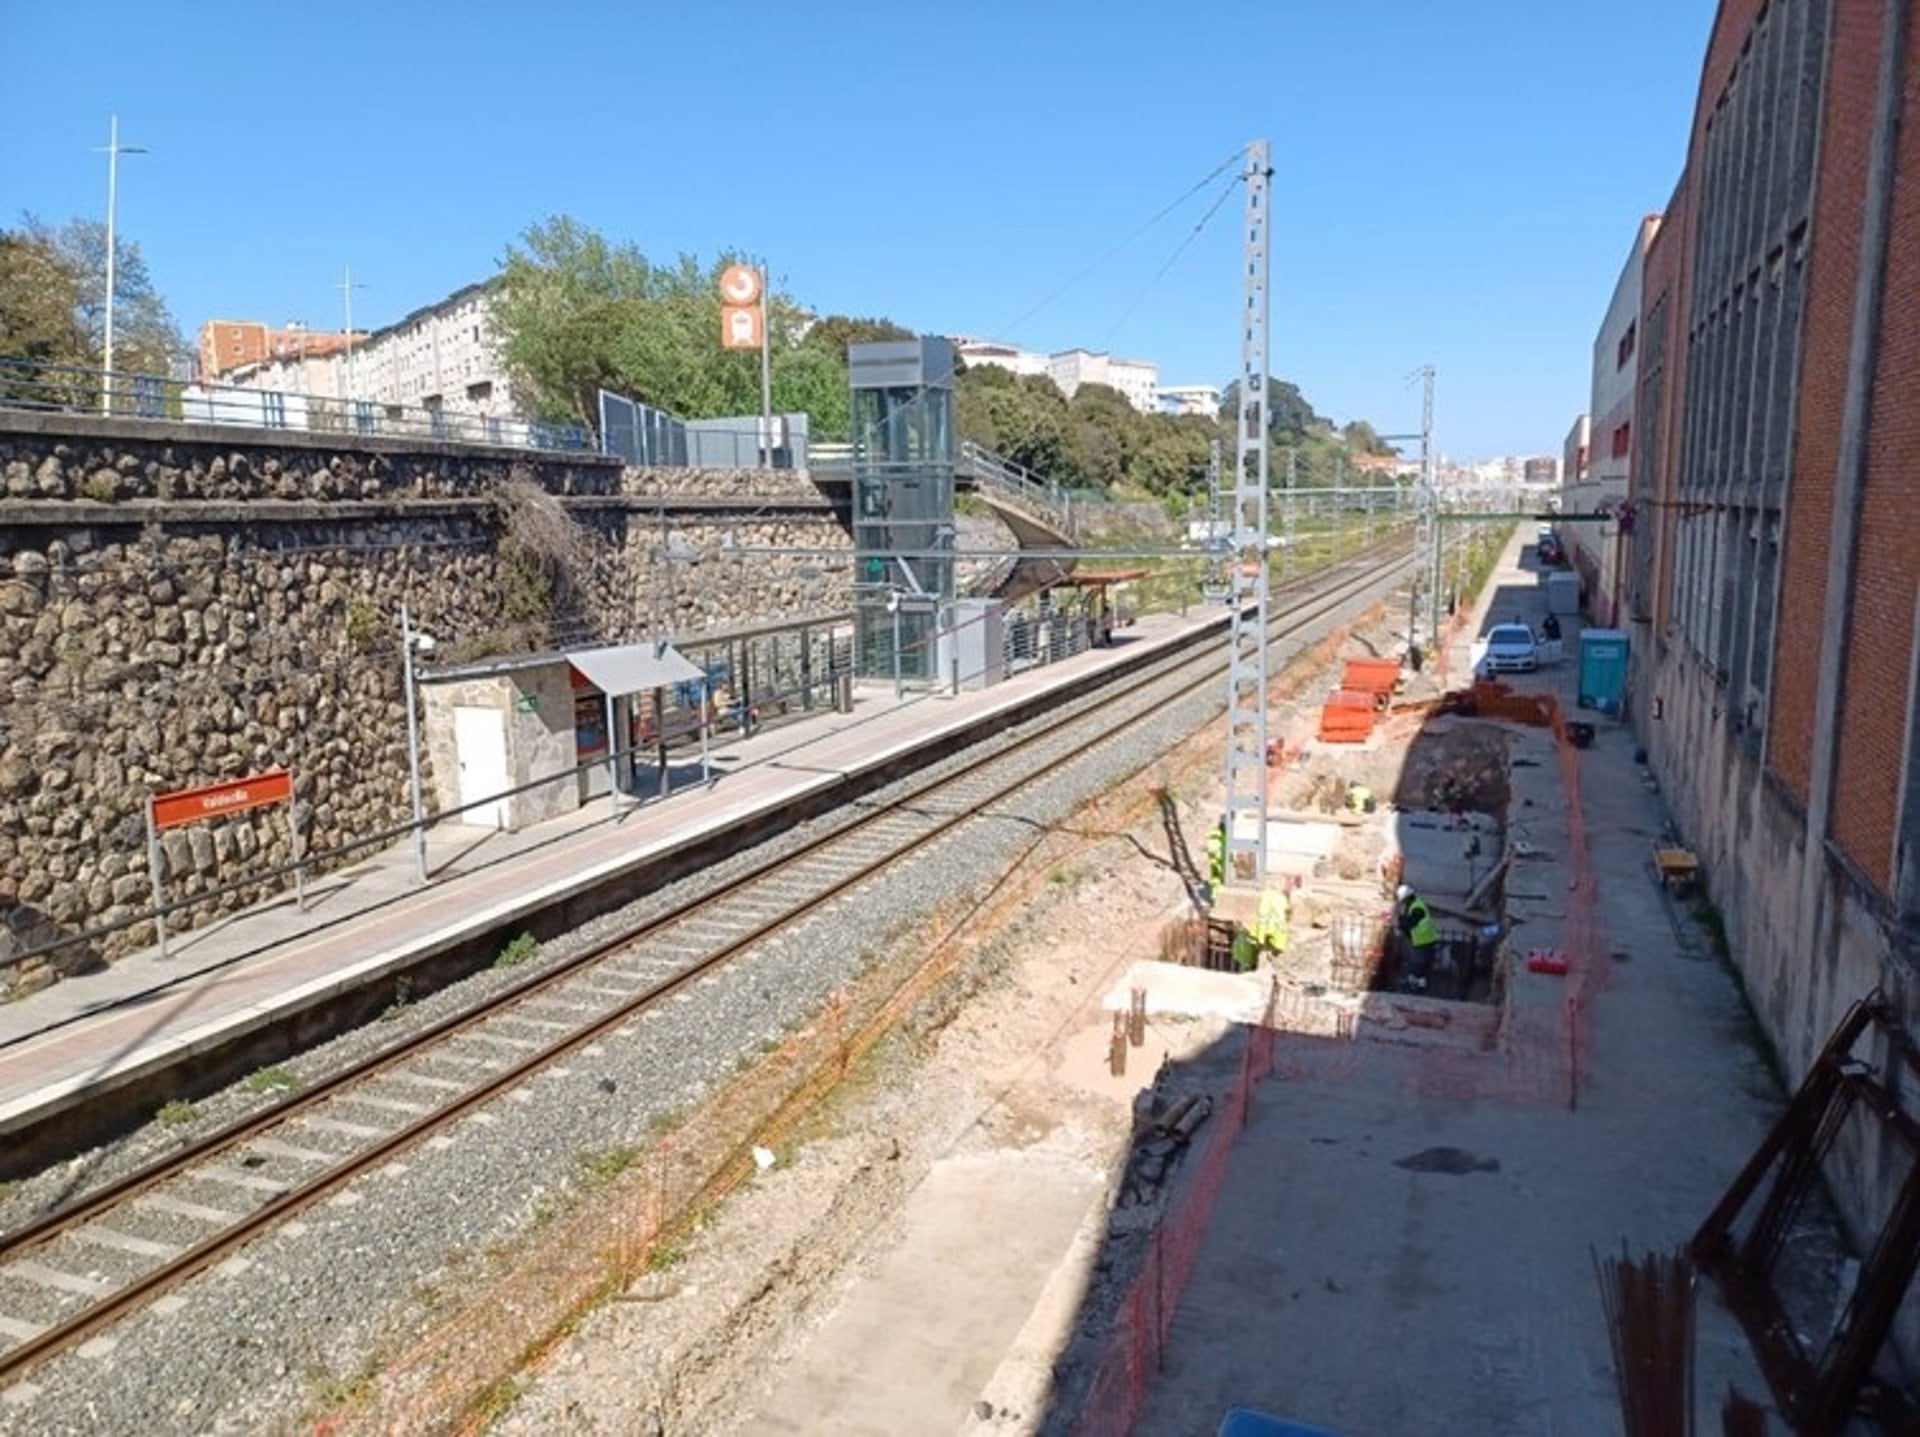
[1316,689,1378,743]
[1341,657,1401,705]
[1071,990,1278,1435]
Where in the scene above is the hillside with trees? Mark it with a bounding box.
[485,215,1409,505]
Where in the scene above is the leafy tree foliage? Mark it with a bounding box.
[493,215,901,437]
[0,216,184,377]
[490,216,1398,503]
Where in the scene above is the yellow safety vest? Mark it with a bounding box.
[1252,890,1290,953]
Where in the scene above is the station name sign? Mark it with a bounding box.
[151,769,294,831]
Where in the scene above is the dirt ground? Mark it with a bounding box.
[493,544,1821,1435]
[493,609,1405,1436]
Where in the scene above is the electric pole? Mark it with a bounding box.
[1222,139,1273,892]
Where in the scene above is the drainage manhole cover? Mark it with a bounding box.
[1393,1145,1500,1175]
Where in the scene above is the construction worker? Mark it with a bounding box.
[1251,887,1290,961]
[1395,883,1440,991]
[1206,819,1227,894]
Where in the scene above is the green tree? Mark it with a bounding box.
[493,217,896,437]
[2,217,184,379]
[0,231,88,365]
[1341,418,1396,456]
[1218,376,1321,441]
[801,315,914,362]
[954,365,1078,482]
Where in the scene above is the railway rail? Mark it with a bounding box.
[0,541,1417,1382]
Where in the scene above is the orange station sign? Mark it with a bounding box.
[720,262,764,351]
[152,769,294,830]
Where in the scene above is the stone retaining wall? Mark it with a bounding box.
[0,417,850,993]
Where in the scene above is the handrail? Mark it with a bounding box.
[0,355,595,456]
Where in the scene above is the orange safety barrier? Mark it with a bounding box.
[1316,689,1377,743]
[1341,657,1401,706]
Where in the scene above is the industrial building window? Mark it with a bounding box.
[1617,323,1637,369]
[1611,423,1632,459]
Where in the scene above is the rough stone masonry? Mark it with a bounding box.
[0,413,851,993]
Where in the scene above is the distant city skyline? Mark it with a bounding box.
[2,1,1716,457]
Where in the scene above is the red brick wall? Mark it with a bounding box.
[197,321,267,381]
[1766,2,1883,803]
[1831,12,1920,891]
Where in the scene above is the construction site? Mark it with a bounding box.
[467,525,1907,1435]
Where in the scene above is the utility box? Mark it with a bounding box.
[1578,628,1630,714]
[1546,570,1581,616]
[936,599,1006,691]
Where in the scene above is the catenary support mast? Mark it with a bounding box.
[1222,139,1274,890]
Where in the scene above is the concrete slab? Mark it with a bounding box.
[1102,961,1267,1025]
[737,1151,1103,1436]
[1129,524,1785,1432]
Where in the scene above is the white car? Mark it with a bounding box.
[1474,623,1539,678]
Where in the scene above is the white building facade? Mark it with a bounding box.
[1157,384,1222,417]
[1569,215,1660,627]
[1046,349,1160,412]
[228,282,519,426]
[951,336,1048,378]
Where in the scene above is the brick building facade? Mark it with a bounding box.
[1625,0,1919,1305]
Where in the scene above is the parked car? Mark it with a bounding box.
[1474,623,1539,678]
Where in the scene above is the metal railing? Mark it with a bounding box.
[807,439,1077,540]
[956,439,1076,538]
[0,356,595,454]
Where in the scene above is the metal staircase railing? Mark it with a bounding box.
[955,440,1075,539]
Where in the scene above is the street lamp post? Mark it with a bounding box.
[97,115,147,415]
[400,603,436,883]
[340,267,365,408]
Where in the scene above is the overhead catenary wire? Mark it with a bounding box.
[994,147,1248,342]
[1097,174,1242,353]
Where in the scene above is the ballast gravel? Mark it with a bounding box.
[0,570,1402,1434]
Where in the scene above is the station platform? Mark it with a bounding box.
[0,603,1237,1167]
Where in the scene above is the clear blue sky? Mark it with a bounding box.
[2,0,1714,459]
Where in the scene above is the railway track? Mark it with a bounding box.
[0,542,1417,1382]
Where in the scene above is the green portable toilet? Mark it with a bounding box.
[1578,628,1630,714]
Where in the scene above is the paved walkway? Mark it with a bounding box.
[0,609,1221,1142]
[1131,528,1784,1432]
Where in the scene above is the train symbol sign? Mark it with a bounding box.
[722,304,764,350]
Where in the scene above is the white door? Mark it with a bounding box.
[453,706,509,831]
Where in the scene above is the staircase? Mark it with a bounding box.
[808,441,1078,603]
[955,442,1076,601]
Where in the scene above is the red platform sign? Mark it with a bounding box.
[152,769,294,831]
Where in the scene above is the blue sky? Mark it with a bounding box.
[2,0,1714,459]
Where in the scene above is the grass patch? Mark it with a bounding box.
[647,1106,686,1136]
[646,1241,687,1272]
[493,932,539,970]
[577,1146,637,1190]
[471,1375,525,1429]
[245,1066,300,1097]
[310,1363,377,1413]
[156,1098,196,1127]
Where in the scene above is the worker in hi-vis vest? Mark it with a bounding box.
[1395,883,1439,991]
[1206,819,1227,893]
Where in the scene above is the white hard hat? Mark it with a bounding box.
[1396,884,1413,901]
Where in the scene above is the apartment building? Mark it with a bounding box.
[227,282,516,424]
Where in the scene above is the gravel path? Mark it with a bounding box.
[0,566,1406,1434]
